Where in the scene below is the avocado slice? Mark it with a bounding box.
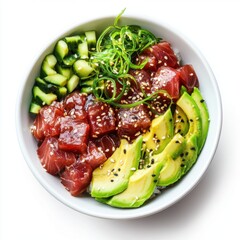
[105,162,163,208]
[105,134,186,208]
[173,105,189,136]
[90,136,142,198]
[158,91,205,186]
[157,155,183,187]
[142,108,174,156]
[156,133,186,187]
[177,91,202,147]
[191,87,210,152]
[171,90,203,176]
[181,134,199,174]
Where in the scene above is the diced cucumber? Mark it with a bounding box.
[64,35,81,50]
[44,74,67,87]
[41,54,57,77]
[55,64,72,79]
[45,54,57,68]
[62,53,78,66]
[85,30,96,49]
[67,74,79,93]
[29,101,42,114]
[73,59,94,78]
[56,86,67,99]
[80,86,93,94]
[35,77,58,93]
[33,86,57,105]
[78,41,88,59]
[81,79,94,87]
[54,40,69,62]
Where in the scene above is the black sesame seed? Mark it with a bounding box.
[175,140,180,144]
[185,152,189,156]
[151,159,155,164]
[118,168,121,172]
[114,173,118,176]
[152,174,156,177]
[111,179,114,182]
[190,119,193,122]
[154,179,158,183]
[180,153,184,157]
[200,99,205,103]
[123,149,127,154]
[147,165,151,168]
[181,164,185,167]
[191,147,196,151]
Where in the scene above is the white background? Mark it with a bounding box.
[0,0,239,239]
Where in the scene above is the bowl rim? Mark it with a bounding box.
[16,14,222,219]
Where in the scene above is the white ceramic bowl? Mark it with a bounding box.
[16,15,222,219]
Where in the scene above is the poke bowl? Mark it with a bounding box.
[16,10,222,219]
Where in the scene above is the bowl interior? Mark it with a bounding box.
[16,16,222,219]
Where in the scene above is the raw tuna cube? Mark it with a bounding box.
[58,116,90,153]
[86,95,116,138]
[117,104,151,139]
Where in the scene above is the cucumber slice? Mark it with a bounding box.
[54,40,69,62]
[64,35,81,51]
[56,86,67,99]
[62,54,78,66]
[78,41,88,59]
[81,79,94,87]
[80,86,92,94]
[35,77,58,93]
[33,86,57,105]
[41,54,57,77]
[55,64,72,79]
[73,59,94,78]
[44,74,67,87]
[85,30,96,49]
[67,74,79,93]
[29,101,42,114]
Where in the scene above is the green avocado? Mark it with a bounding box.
[142,108,174,156]
[105,162,163,208]
[170,90,205,176]
[105,134,186,208]
[90,136,142,198]
[181,134,199,174]
[158,90,207,186]
[173,105,189,136]
[177,91,202,147]
[191,87,210,152]
[91,89,209,208]
[157,155,183,187]
[156,133,186,186]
